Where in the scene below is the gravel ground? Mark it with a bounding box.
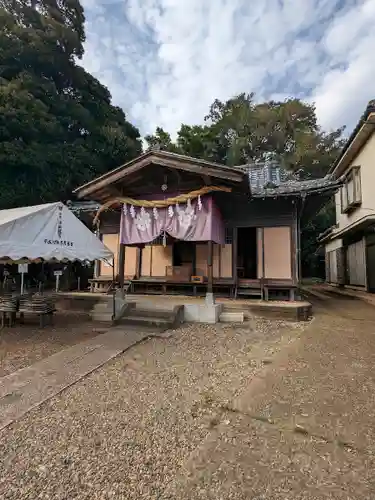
[167,295,375,499]
[0,312,106,377]
[0,317,304,499]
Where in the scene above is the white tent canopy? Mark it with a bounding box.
[0,202,113,262]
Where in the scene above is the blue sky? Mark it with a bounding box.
[81,0,375,139]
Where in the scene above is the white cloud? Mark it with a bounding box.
[81,0,375,138]
[313,0,375,131]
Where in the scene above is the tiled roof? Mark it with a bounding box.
[250,175,340,196]
[66,200,101,213]
[235,161,340,197]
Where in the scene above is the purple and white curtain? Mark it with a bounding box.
[120,195,225,245]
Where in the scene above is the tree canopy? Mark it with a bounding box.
[0,0,142,209]
[145,93,345,180]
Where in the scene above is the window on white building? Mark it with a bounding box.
[341,166,361,213]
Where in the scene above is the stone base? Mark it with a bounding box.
[205,292,215,305]
[183,303,223,324]
[219,311,244,323]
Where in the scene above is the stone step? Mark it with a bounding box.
[120,313,173,330]
[219,311,244,323]
[93,301,110,308]
[222,303,250,312]
[91,313,113,323]
[91,301,111,313]
[133,307,175,319]
[91,302,114,323]
[90,295,129,324]
[92,308,111,318]
[221,304,255,321]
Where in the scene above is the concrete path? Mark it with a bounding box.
[166,293,375,499]
[0,326,158,431]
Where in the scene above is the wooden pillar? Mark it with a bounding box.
[192,242,197,275]
[261,227,265,278]
[232,227,238,281]
[135,247,142,279]
[206,240,214,303]
[118,243,125,288]
[261,227,266,301]
[295,202,301,286]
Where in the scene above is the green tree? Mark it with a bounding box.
[204,94,345,176]
[144,127,179,153]
[301,201,336,277]
[146,93,344,179]
[0,0,142,208]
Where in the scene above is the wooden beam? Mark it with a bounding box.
[75,154,244,199]
[155,158,243,182]
[109,185,123,196]
[120,174,144,186]
[124,181,206,197]
[75,157,157,198]
[172,168,182,186]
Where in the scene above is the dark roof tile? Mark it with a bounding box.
[235,161,340,197]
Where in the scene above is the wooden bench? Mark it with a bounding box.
[19,294,57,328]
[19,308,56,328]
[0,310,17,328]
[0,294,19,327]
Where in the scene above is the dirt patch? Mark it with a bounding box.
[0,312,106,377]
